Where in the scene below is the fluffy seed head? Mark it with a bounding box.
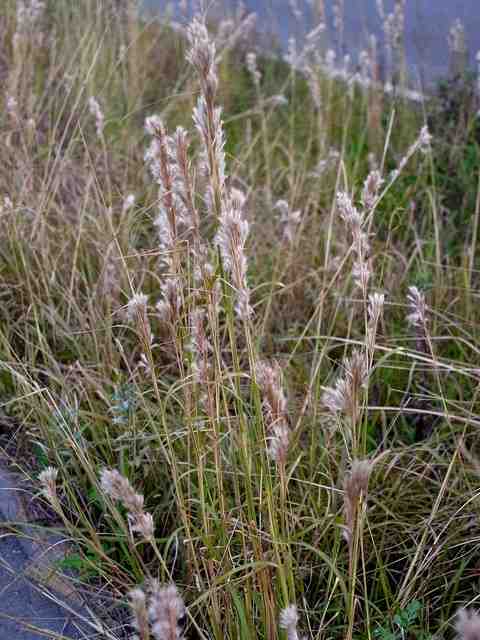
[268,422,290,465]
[455,608,480,640]
[368,292,385,322]
[322,350,369,420]
[129,588,150,640]
[100,469,154,541]
[186,19,216,86]
[343,458,374,545]
[367,292,385,352]
[39,467,58,502]
[406,286,427,328]
[246,52,261,84]
[127,292,148,322]
[100,468,145,513]
[214,189,252,319]
[88,96,104,138]
[337,191,362,229]
[346,459,373,498]
[149,582,185,640]
[448,19,467,56]
[255,360,288,429]
[130,511,155,541]
[145,114,163,137]
[189,309,212,387]
[418,125,432,151]
[16,0,45,31]
[156,278,182,324]
[275,200,302,244]
[361,170,384,211]
[123,193,136,213]
[280,604,300,640]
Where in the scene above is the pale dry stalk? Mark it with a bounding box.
[344,458,374,640]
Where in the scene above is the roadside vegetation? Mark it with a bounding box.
[1,1,480,639]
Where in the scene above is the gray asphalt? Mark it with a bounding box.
[147,0,480,85]
[0,466,98,639]
[0,533,87,639]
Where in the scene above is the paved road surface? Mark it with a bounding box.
[145,0,480,86]
[0,466,99,639]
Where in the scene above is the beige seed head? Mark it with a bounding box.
[455,608,480,640]
[129,588,150,640]
[100,468,145,513]
[279,604,300,640]
[39,466,58,502]
[149,582,185,640]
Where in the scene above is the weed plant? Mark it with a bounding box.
[1,1,480,639]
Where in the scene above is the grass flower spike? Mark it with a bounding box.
[100,469,154,541]
[280,604,300,640]
[149,582,186,640]
[455,608,480,640]
[39,466,58,502]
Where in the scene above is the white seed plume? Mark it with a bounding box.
[100,468,144,512]
[149,582,186,640]
[289,0,302,21]
[406,286,427,328]
[337,191,371,291]
[214,189,252,320]
[270,94,288,107]
[129,511,155,541]
[88,96,104,138]
[448,18,467,57]
[39,467,58,502]
[122,193,136,213]
[186,18,216,83]
[268,422,290,465]
[145,114,163,137]
[189,309,212,387]
[396,126,432,175]
[126,292,148,322]
[284,36,299,67]
[256,359,288,428]
[192,96,226,218]
[16,0,45,32]
[246,51,261,85]
[455,608,480,640]
[321,350,369,418]
[129,588,149,640]
[367,292,385,353]
[100,468,154,541]
[361,170,384,212]
[6,95,19,120]
[156,278,182,324]
[275,200,302,244]
[305,65,321,109]
[187,18,219,160]
[280,604,300,640]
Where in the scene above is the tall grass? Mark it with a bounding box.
[2,1,480,639]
